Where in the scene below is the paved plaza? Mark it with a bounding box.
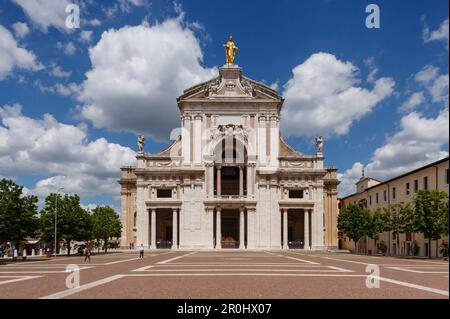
[0,251,448,299]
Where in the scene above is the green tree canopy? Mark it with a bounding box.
[412,190,448,258]
[367,208,390,241]
[40,193,92,255]
[338,204,371,251]
[0,179,39,247]
[385,203,412,237]
[91,206,122,253]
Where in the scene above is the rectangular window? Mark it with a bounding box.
[369,195,372,206]
[406,182,410,195]
[383,190,387,202]
[414,179,418,192]
[423,176,428,190]
[392,187,396,199]
[376,193,379,204]
[446,169,449,185]
[156,189,172,198]
[289,189,304,199]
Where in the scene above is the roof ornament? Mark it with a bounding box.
[224,35,238,65]
[137,135,145,154]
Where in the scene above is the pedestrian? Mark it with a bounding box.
[139,244,144,259]
[84,247,91,263]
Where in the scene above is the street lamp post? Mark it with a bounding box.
[54,188,64,257]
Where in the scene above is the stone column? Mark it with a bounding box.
[216,208,222,249]
[246,164,255,198]
[193,115,202,164]
[246,208,256,249]
[282,209,288,249]
[239,166,244,197]
[172,209,178,249]
[216,166,221,196]
[258,115,266,165]
[205,207,215,249]
[270,115,279,167]
[312,185,325,250]
[304,209,310,249]
[239,207,245,249]
[135,184,148,248]
[208,164,214,197]
[181,115,191,164]
[150,209,156,249]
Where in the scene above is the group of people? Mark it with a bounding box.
[82,244,144,262]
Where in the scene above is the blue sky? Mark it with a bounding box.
[0,0,448,211]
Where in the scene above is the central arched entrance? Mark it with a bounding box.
[213,135,248,197]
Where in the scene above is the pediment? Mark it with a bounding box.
[178,65,282,102]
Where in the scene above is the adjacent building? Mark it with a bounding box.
[339,157,449,257]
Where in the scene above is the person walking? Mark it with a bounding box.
[83,247,91,263]
[139,244,144,259]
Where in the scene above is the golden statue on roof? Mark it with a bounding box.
[223,35,238,65]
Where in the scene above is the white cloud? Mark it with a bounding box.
[423,18,449,49]
[337,162,364,197]
[35,80,81,97]
[54,82,81,96]
[78,17,217,140]
[49,63,71,78]
[364,56,378,83]
[88,19,101,27]
[0,104,136,199]
[281,52,395,137]
[269,81,279,91]
[414,65,449,105]
[57,41,76,55]
[11,22,29,38]
[12,0,71,33]
[0,24,43,80]
[399,91,425,112]
[81,203,98,211]
[414,65,439,83]
[428,74,449,104]
[80,30,93,42]
[103,0,146,18]
[339,108,449,196]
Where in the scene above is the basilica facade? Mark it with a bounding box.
[119,60,339,250]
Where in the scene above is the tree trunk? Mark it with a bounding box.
[436,239,439,258]
[429,238,432,259]
[67,239,72,256]
[388,231,391,256]
[104,238,108,254]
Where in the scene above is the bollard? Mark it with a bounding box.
[13,249,18,258]
[31,249,35,256]
[39,249,43,256]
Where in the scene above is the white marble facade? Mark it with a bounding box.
[120,64,339,250]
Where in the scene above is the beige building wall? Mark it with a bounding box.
[339,157,449,257]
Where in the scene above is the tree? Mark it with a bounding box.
[338,204,371,253]
[40,193,92,255]
[0,179,39,248]
[412,190,448,259]
[91,206,122,253]
[367,208,390,254]
[384,203,412,256]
